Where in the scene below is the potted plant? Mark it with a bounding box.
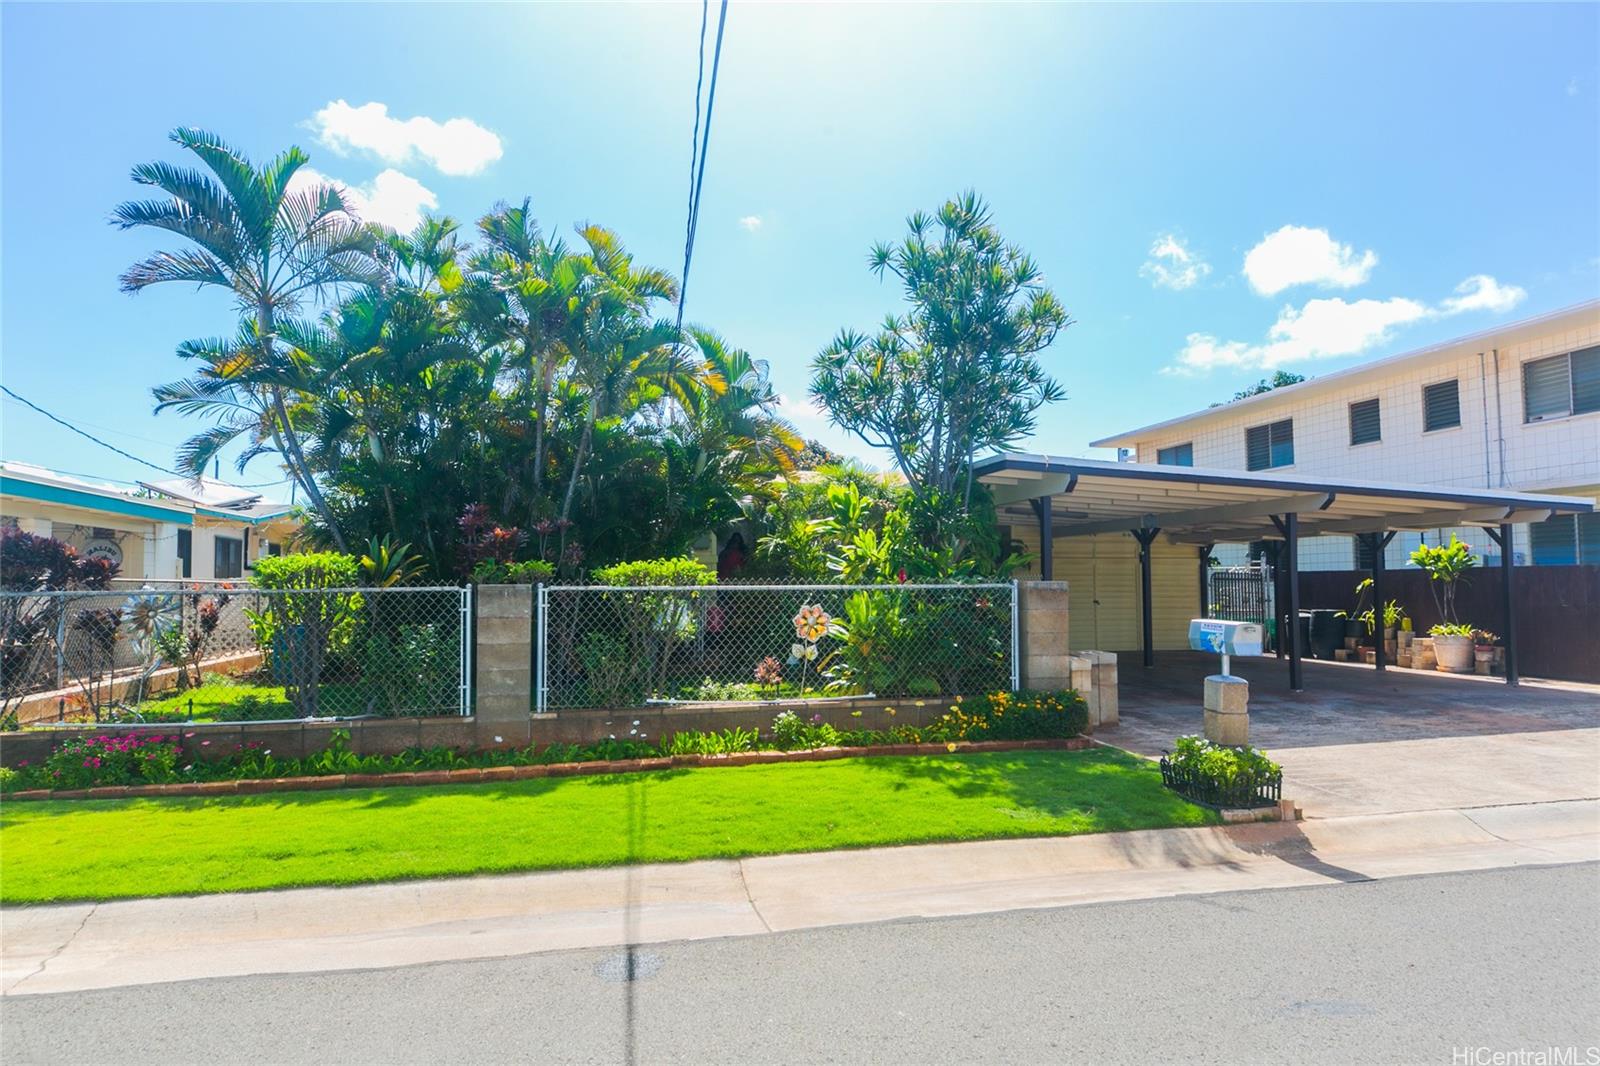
[1429,623,1476,673]
[1472,630,1499,674]
[1410,536,1477,674]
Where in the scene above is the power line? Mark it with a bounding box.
[675,0,730,336]
[0,384,288,488]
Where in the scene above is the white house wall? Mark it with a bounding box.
[1115,310,1600,570]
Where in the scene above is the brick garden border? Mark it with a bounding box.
[2,737,1092,802]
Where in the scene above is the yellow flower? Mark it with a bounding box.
[946,743,957,753]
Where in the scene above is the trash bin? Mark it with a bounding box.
[1308,609,1344,660]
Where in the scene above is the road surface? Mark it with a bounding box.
[4,862,1596,1065]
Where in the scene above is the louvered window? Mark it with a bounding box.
[1157,442,1194,467]
[1348,398,1381,446]
[1530,515,1579,566]
[1245,418,1294,470]
[1524,346,1600,421]
[1422,379,1460,432]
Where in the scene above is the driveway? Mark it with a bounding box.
[1099,651,1600,817]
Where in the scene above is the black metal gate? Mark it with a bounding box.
[1207,565,1274,648]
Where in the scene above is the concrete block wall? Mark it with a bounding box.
[473,583,535,747]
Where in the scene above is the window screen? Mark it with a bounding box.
[1157,442,1194,466]
[1572,346,1600,416]
[1246,419,1294,470]
[1422,380,1460,432]
[1529,516,1578,566]
[1580,512,1600,565]
[1524,354,1572,421]
[213,536,243,579]
[1349,398,1381,445]
[1354,536,1376,570]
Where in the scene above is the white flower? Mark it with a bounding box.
[494,735,503,743]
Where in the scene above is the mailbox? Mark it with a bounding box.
[1188,618,1264,658]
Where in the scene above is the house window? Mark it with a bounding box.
[1349,398,1382,446]
[213,536,243,579]
[1422,379,1461,432]
[1245,418,1294,471]
[1530,512,1600,566]
[1523,345,1600,422]
[1157,442,1194,467]
[176,529,192,579]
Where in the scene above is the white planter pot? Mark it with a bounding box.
[1433,634,1475,673]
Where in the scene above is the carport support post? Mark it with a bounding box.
[1133,528,1161,669]
[1368,531,1394,673]
[1488,522,1519,687]
[1197,543,1214,619]
[1031,497,1054,581]
[1283,513,1303,692]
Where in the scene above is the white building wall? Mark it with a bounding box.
[1116,310,1600,570]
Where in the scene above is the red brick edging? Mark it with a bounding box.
[2,737,1092,803]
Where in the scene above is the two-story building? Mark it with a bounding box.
[1,462,302,581]
[1090,300,1600,571]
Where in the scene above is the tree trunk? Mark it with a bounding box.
[559,407,597,529]
[258,299,347,552]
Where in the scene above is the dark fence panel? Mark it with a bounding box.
[1295,566,1600,683]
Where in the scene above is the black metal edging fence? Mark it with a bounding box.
[1158,757,1283,809]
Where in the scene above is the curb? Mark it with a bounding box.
[0,737,1093,803]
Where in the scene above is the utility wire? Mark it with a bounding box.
[0,384,287,488]
[675,0,730,336]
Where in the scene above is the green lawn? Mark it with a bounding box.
[0,749,1217,904]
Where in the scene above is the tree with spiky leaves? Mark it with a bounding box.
[115,128,385,550]
[810,191,1069,511]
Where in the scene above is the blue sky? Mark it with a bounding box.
[3,2,1597,497]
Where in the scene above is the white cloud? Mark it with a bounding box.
[738,215,763,232]
[1242,225,1378,296]
[1167,273,1526,375]
[288,166,438,234]
[1140,234,1210,290]
[309,100,503,177]
[1439,274,1527,315]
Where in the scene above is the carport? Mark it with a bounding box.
[974,454,1597,690]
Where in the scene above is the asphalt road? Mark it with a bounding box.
[4,863,1597,1065]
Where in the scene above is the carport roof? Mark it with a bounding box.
[973,453,1596,543]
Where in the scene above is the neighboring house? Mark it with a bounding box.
[0,462,302,581]
[1091,300,1600,571]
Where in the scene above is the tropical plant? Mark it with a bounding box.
[359,534,426,588]
[246,553,363,716]
[810,191,1069,513]
[117,128,384,549]
[1409,535,1476,624]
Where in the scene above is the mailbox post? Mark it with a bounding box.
[1188,619,1263,746]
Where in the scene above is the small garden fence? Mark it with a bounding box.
[1,585,471,723]
[536,581,1018,712]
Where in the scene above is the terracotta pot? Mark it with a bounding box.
[1433,634,1474,673]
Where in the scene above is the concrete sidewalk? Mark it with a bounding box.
[5,799,1595,997]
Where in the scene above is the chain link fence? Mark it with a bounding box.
[1,586,470,725]
[537,582,1017,711]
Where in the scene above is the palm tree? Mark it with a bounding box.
[116,128,385,550]
[683,327,804,480]
[469,201,592,509]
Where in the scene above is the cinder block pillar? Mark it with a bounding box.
[1074,650,1119,728]
[1018,580,1072,691]
[474,584,534,746]
[1203,674,1249,746]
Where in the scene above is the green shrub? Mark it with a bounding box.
[246,553,363,718]
[922,689,1088,742]
[1166,735,1280,790]
[576,631,645,708]
[471,559,554,585]
[0,766,17,793]
[361,623,453,715]
[770,709,841,750]
[591,558,715,587]
[662,727,759,755]
[35,734,182,789]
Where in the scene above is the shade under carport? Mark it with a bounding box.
[974,454,1597,690]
